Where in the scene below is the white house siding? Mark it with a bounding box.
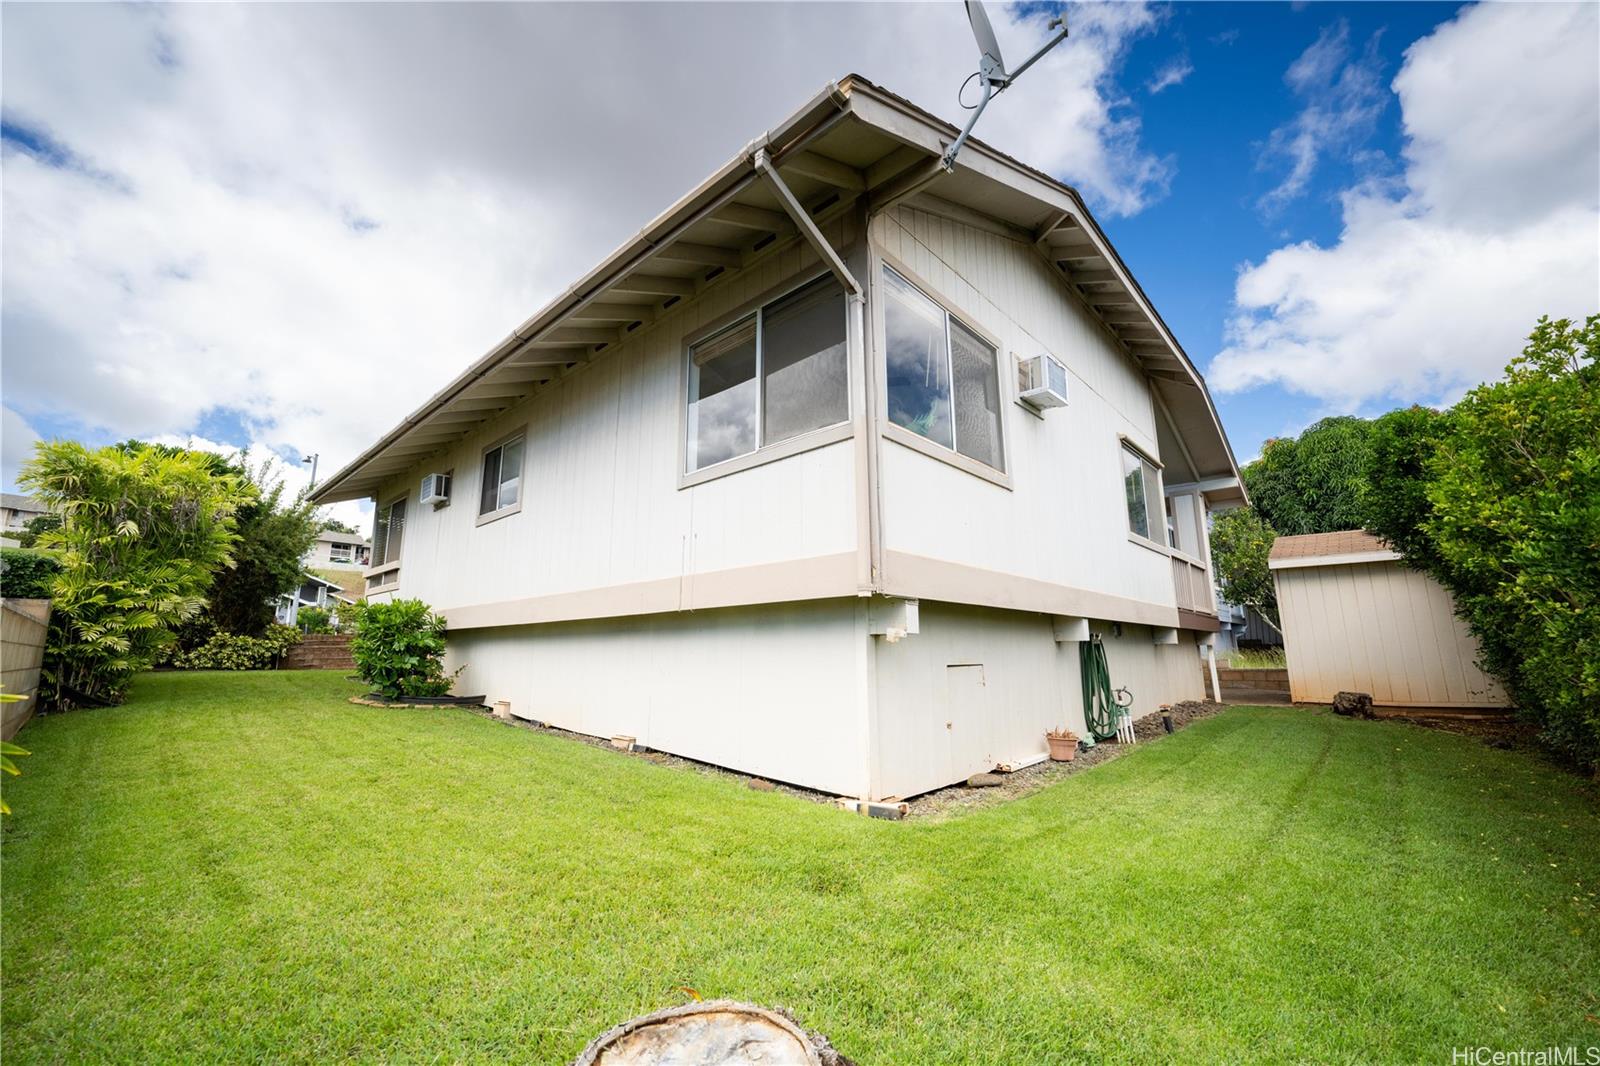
[371,217,863,618]
[446,599,869,797]
[871,206,1175,613]
[871,601,1203,800]
[1276,560,1509,708]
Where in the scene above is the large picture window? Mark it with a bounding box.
[882,265,1004,471]
[1122,445,1164,543]
[479,433,525,519]
[686,275,848,473]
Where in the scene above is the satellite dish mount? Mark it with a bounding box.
[941,1,1069,171]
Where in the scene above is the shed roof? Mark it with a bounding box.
[1269,530,1401,570]
[311,74,1242,506]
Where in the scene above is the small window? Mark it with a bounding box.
[479,434,525,518]
[882,265,1004,470]
[1122,446,1163,543]
[685,275,848,473]
[373,498,406,565]
[329,542,354,563]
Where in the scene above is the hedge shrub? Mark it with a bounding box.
[170,626,301,670]
[0,549,61,599]
[351,599,458,699]
[296,606,334,634]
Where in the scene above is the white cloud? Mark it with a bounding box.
[1256,20,1387,212]
[147,433,371,533]
[1147,54,1193,95]
[1212,2,1600,408]
[0,2,1170,493]
[2,406,42,492]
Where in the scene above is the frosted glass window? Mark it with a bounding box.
[761,278,848,446]
[949,318,1003,469]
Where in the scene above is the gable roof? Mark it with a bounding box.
[312,74,1241,506]
[315,529,369,546]
[1269,530,1402,570]
[1,493,46,513]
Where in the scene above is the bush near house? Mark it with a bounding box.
[296,606,334,634]
[168,626,301,671]
[1367,314,1600,771]
[0,548,62,600]
[350,598,458,699]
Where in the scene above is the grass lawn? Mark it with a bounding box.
[3,672,1597,1063]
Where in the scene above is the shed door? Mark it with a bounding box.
[945,664,991,783]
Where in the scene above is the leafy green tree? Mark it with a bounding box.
[207,458,319,637]
[1208,507,1281,633]
[1245,416,1375,536]
[13,513,61,549]
[1423,316,1598,770]
[19,441,250,709]
[318,518,358,535]
[1365,405,1452,573]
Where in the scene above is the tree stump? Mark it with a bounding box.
[1332,691,1375,719]
[573,1001,853,1066]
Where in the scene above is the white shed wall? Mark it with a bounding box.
[871,601,1204,800]
[872,206,1175,610]
[447,599,869,797]
[1276,560,1509,707]
[375,219,863,619]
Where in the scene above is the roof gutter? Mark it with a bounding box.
[312,83,851,504]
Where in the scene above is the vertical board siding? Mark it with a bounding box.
[1277,561,1509,707]
[873,207,1175,609]
[872,602,1203,800]
[447,599,865,796]
[374,218,860,616]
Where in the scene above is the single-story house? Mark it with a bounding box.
[275,572,355,627]
[305,529,370,571]
[311,74,1245,801]
[1269,530,1509,708]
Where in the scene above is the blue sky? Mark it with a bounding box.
[1105,2,1484,459]
[3,1,1596,503]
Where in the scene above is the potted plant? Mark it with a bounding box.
[1045,727,1079,761]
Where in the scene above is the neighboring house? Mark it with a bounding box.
[1269,530,1509,708]
[306,529,371,571]
[275,572,355,627]
[0,493,50,533]
[311,75,1245,801]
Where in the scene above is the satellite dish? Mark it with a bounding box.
[941,1,1070,171]
[966,0,1008,85]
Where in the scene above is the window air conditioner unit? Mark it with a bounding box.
[1018,352,1068,410]
[419,472,452,506]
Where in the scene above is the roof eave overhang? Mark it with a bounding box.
[314,74,1241,505]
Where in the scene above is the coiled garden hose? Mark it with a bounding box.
[1080,634,1131,741]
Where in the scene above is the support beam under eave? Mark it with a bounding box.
[754,148,862,297]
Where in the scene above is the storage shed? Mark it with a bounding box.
[1269,530,1510,708]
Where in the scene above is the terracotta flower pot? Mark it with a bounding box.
[1046,733,1079,761]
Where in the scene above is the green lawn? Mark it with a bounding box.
[3,672,1597,1063]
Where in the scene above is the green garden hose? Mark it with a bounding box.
[1080,634,1130,741]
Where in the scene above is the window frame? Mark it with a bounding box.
[875,254,1011,489]
[328,542,354,564]
[476,426,528,526]
[677,270,854,489]
[1118,436,1169,554]
[371,495,408,568]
